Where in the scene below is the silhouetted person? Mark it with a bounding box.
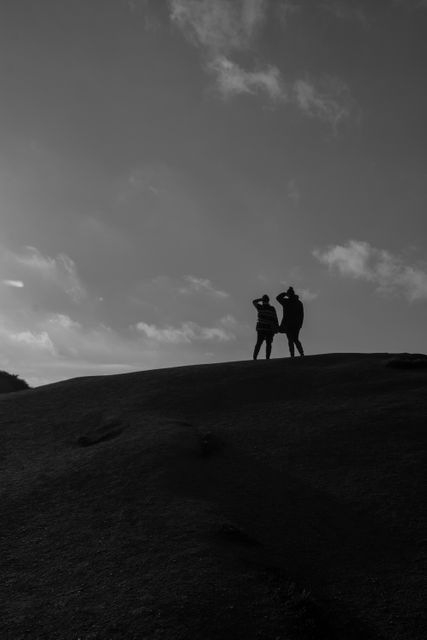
[252,295,279,360]
[276,287,304,358]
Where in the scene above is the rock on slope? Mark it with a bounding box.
[0,354,425,639]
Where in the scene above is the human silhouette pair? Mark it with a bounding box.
[252,288,304,360]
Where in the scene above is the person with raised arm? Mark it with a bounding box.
[252,294,279,360]
[276,287,304,358]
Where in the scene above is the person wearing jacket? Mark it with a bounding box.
[276,287,304,358]
[252,294,279,360]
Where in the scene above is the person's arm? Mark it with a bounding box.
[252,298,262,309]
[276,292,287,305]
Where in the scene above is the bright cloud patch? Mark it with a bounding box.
[0,244,153,384]
[293,78,353,129]
[0,243,244,384]
[5,329,56,354]
[209,57,285,101]
[0,309,154,386]
[299,288,319,302]
[179,275,229,298]
[169,0,266,53]
[169,0,280,103]
[136,315,238,343]
[314,240,427,301]
[6,246,86,302]
[169,0,354,126]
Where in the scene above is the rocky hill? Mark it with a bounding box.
[0,354,425,639]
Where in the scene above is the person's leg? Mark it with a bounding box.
[286,333,295,357]
[266,334,273,359]
[253,332,264,360]
[294,329,304,356]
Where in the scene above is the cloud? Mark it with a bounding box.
[314,240,427,301]
[179,275,229,298]
[0,243,244,384]
[9,246,86,302]
[136,315,238,343]
[169,1,354,126]
[132,274,230,307]
[208,56,285,101]
[170,1,285,104]
[0,244,155,384]
[299,288,319,302]
[209,65,354,124]
[117,167,161,203]
[4,329,56,354]
[2,280,24,288]
[293,78,353,129]
[0,307,157,386]
[169,0,266,53]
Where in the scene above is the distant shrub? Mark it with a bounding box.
[0,371,30,394]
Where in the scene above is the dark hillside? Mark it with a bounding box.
[0,370,30,394]
[0,354,426,639]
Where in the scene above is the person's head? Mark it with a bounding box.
[261,294,270,304]
[286,287,295,297]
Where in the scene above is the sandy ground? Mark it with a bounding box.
[0,353,426,639]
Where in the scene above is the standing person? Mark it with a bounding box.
[276,287,304,358]
[252,295,279,360]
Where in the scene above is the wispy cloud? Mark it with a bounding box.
[10,246,86,302]
[208,56,285,100]
[293,77,353,129]
[169,0,266,53]
[314,240,427,301]
[169,0,354,127]
[0,248,241,384]
[0,245,140,384]
[136,315,238,344]
[0,308,156,386]
[5,329,56,354]
[299,288,319,302]
[210,65,353,125]
[170,0,279,103]
[179,275,229,298]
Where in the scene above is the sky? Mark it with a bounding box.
[1,0,427,386]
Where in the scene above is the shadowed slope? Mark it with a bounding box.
[0,354,426,639]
